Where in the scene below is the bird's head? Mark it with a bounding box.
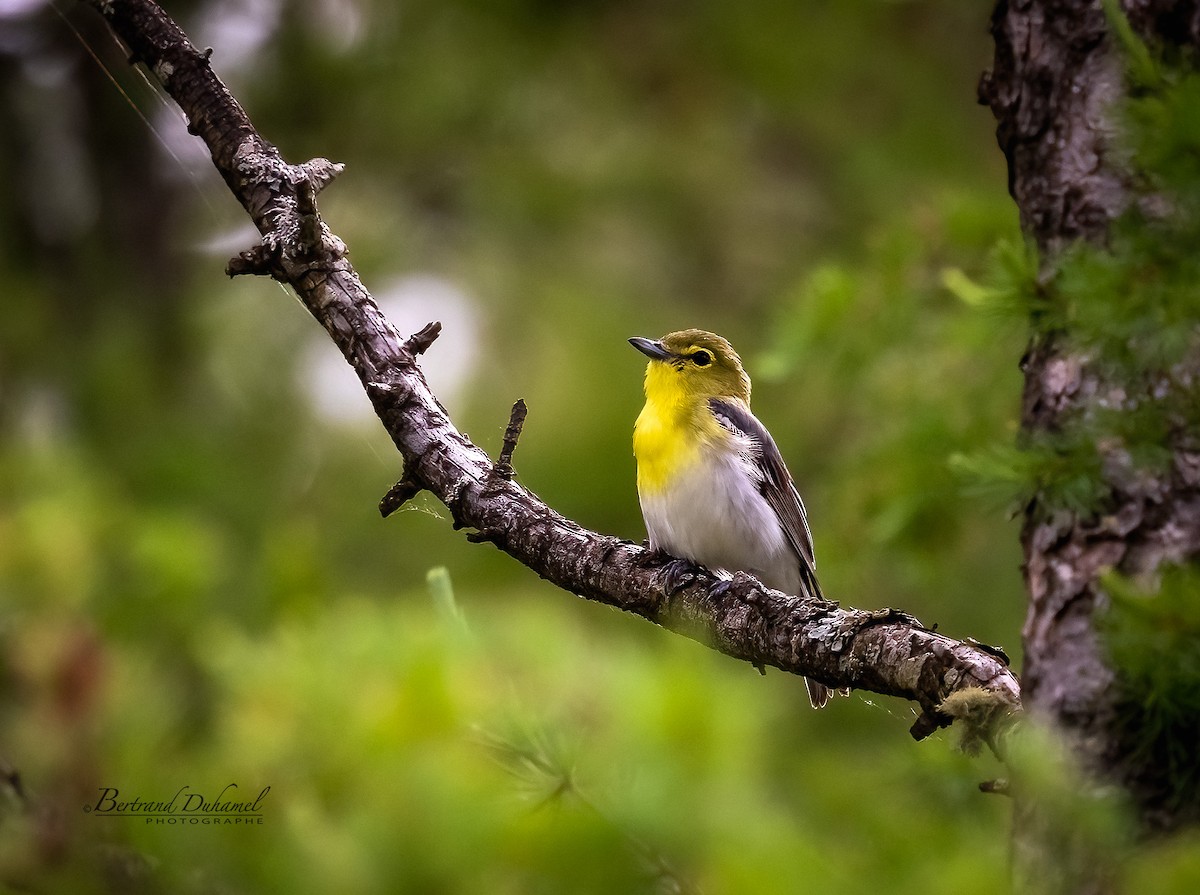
[629,329,751,405]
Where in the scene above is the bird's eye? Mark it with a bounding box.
[692,350,712,367]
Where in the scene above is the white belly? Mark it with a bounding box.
[639,446,801,595]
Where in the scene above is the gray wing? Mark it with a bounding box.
[709,397,823,601]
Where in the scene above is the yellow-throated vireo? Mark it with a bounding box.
[630,329,841,708]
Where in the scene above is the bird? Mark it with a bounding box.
[629,328,840,708]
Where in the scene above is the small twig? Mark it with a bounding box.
[496,399,528,480]
[466,529,507,548]
[909,709,951,741]
[0,758,27,810]
[379,473,424,518]
[293,158,345,194]
[295,181,322,256]
[965,637,1012,667]
[404,321,442,357]
[445,475,470,530]
[226,244,280,278]
[979,778,1010,796]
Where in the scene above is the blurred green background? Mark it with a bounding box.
[0,0,1038,891]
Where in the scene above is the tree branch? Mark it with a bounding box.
[84,0,1021,742]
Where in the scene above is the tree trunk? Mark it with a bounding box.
[981,1,1200,890]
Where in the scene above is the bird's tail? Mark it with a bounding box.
[800,562,823,602]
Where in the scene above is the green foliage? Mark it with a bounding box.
[1121,831,1200,894]
[1005,720,1136,895]
[1101,566,1200,815]
[948,438,1106,516]
[1050,55,1200,380]
[947,47,1200,524]
[755,186,1025,622]
[1102,0,1160,90]
[942,238,1041,325]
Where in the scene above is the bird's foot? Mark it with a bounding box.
[660,557,698,594]
[707,578,734,600]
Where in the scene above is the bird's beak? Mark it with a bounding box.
[628,337,673,361]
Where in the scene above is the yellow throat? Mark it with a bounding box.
[630,330,752,495]
[633,363,708,494]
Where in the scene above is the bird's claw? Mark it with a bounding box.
[708,578,734,600]
[661,557,697,594]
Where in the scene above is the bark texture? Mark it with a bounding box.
[81,0,1021,741]
[980,0,1200,879]
[979,0,1128,251]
